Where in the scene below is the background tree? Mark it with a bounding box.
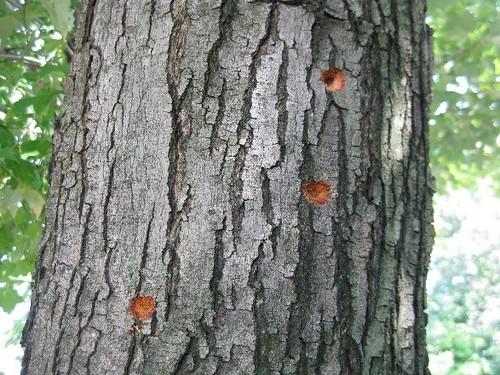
[17,0,435,373]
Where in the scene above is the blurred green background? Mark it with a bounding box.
[0,0,498,374]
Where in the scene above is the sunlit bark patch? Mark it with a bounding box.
[128,295,156,321]
[303,180,332,205]
[320,68,346,92]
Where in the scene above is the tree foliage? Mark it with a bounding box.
[428,251,500,374]
[427,0,499,193]
[0,0,71,313]
[428,191,500,374]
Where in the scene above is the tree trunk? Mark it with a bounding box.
[21,0,433,374]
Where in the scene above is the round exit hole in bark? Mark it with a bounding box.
[320,68,346,92]
[303,180,332,206]
[128,295,156,321]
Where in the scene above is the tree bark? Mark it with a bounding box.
[21,0,434,374]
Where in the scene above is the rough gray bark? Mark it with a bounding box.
[21,0,434,374]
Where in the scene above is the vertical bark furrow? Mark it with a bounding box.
[332,92,357,374]
[210,79,227,156]
[275,44,289,167]
[80,0,98,47]
[274,6,314,373]
[136,205,156,294]
[101,155,116,295]
[163,0,191,324]
[124,334,137,375]
[229,4,275,248]
[203,0,236,157]
[66,289,98,374]
[146,0,157,47]
[220,5,278,370]
[249,241,267,373]
[412,16,434,375]
[210,216,227,318]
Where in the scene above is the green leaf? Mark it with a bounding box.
[36,62,69,78]
[0,14,22,39]
[39,0,73,37]
[4,159,41,190]
[20,139,51,157]
[11,96,38,114]
[0,284,23,313]
[0,127,15,148]
[6,316,26,345]
[0,186,22,216]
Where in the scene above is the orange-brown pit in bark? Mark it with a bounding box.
[128,295,156,321]
[320,69,346,92]
[303,180,332,205]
